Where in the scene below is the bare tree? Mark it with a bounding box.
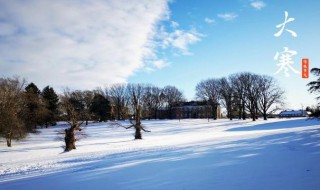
[219,77,234,120]
[125,83,150,139]
[60,90,86,151]
[142,85,163,119]
[195,79,221,120]
[240,73,261,121]
[107,84,128,120]
[0,77,27,147]
[230,73,247,120]
[163,86,184,119]
[82,90,94,125]
[257,75,285,120]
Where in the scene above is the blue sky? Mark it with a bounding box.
[129,0,320,109]
[0,0,319,109]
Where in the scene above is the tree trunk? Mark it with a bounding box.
[117,110,121,120]
[252,108,256,121]
[263,113,267,120]
[135,127,142,139]
[134,107,142,139]
[242,105,246,120]
[212,105,217,120]
[228,107,232,120]
[6,132,12,147]
[65,127,76,151]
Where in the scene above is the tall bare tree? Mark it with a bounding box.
[219,77,234,120]
[230,73,247,120]
[163,85,184,119]
[107,84,128,120]
[0,77,27,147]
[257,75,285,120]
[142,85,163,119]
[241,73,261,121]
[195,79,221,120]
[126,83,150,139]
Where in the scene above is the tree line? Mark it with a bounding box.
[196,72,285,121]
[0,71,300,150]
[0,78,186,149]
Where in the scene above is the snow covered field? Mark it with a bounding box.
[0,118,320,190]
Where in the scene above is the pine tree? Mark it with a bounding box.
[90,93,111,122]
[42,86,59,126]
[307,68,320,100]
[23,82,43,131]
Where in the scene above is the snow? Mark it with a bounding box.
[0,118,320,190]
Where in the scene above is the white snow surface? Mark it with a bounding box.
[0,118,320,190]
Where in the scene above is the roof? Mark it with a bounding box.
[279,110,307,115]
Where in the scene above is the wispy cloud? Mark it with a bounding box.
[159,26,203,55]
[153,60,170,69]
[250,1,266,10]
[218,13,238,21]
[204,17,215,24]
[171,21,179,28]
[0,0,169,90]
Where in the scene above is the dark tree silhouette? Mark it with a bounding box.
[90,93,111,122]
[307,68,320,100]
[23,82,44,131]
[41,86,59,127]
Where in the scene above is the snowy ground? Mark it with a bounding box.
[0,118,320,190]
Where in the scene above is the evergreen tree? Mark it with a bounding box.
[307,68,320,101]
[42,86,59,126]
[90,94,111,122]
[23,82,43,131]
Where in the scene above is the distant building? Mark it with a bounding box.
[172,101,221,119]
[279,110,309,117]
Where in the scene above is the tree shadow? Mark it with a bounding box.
[227,118,319,132]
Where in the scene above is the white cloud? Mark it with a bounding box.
[0,0,169,90]
[251,1,266,10]
[158,23,203,55]
[204,17,215,24]
[153,60,170,69]
[170,30,202,55]
[171,21,179,28]
[218,13,238,21]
